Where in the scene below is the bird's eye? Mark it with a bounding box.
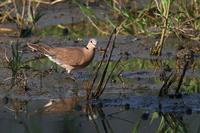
[90,41,93,43]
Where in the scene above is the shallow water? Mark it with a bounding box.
[0,35,199,132]
[0,1,200,133]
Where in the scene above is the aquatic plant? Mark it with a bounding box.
[86,28,121,99]
[150,0,171,56]
[74,0,110,35]
[151,112,188,133]
[0,0,47,37]
[8,41,23,81]
[74,0,200,56]
[6,41,27,89]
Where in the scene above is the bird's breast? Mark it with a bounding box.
[80,49,95,66]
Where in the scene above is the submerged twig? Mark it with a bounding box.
[88,29,116,91]
[95,57,121,98]
[87,28,119,99]
[159,72,174,96]
[159,60,189,96]
[176,62,189,93]
[94,30,117,95]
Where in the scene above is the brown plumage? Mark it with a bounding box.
[27,39,97,73]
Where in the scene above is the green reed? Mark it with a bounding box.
[8,41,23,84]
[0,0,44,37]
[74,0,199,56]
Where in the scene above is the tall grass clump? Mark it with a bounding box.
[8,41,23,83]
[0,0,47,37]
[75,0,200,56]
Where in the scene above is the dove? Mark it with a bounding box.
[27,39,97,73]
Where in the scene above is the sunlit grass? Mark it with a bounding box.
[33,21,113,39]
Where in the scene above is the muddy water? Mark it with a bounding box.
[0,34,199,133]
[0,2,200,133]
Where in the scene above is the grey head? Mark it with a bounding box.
[86,38,97,49]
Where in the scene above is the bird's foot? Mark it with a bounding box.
[65,73,76,82]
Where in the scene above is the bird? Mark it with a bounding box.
[27,38,97,73]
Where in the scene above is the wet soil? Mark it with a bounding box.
[0,1,200,133]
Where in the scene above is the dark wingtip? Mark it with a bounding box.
[27,42,39,51]
[27,42,52,54]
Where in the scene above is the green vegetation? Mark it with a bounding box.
[8,41,23,84]
[0,0,44,37]
[34,22,105,39]
[6,41,28,89]
[150,112,188,133]
[0,1,200,133]
[72,0,200,56]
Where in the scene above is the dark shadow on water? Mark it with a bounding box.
[88,93,200,113]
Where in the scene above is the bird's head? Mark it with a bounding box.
[87,38,97,49]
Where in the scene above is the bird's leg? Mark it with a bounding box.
[65,70,76,81]
[67,70,71,74]
[191,62,196,73]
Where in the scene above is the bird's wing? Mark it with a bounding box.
[47,47,85,66]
